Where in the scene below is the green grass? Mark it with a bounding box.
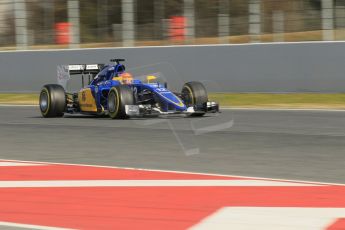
[209,93,345,109]
[1,93,345,109]
[0,93,38,105]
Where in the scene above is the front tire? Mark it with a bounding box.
[108,85,134,119]
[181,81,208,117]
[39,84,66,118]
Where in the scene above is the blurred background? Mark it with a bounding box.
[0,0,344,50]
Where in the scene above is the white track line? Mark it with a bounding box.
[0,162,45,166]
[0,221,71,230]
[0,158,343,186]
[222,107,345,112]
[1,41,345,53]
[0,180,321,188]
[189,207,345,230]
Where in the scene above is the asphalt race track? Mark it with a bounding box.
[0,106,344,184]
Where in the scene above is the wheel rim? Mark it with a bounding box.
[182,87,193,106]
[40,91,48,112]
[108,91,117,113]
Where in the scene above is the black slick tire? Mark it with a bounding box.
[181,81,208,117]
[108,85,134,119]
[39,84,66,118]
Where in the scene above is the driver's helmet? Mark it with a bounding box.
[113,72,133,85]
[118,72,133,84]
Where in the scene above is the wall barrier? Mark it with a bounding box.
[0,42,344,93]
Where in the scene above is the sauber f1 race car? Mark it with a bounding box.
[39,59,219,119]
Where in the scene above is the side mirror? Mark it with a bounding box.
[146,75,157,83]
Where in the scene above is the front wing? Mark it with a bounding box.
[124,102,219,117]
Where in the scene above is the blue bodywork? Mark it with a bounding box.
[82,63,187,113]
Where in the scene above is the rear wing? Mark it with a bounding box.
[68,64,105,75]
[66,64,105,88]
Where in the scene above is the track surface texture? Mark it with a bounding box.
[0,106,344,184]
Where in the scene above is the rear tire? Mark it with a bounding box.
[181,81,208,117]
[39,84,66,118]
[108,85,134,119]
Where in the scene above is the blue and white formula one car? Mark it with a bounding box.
[39,59,219,119]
